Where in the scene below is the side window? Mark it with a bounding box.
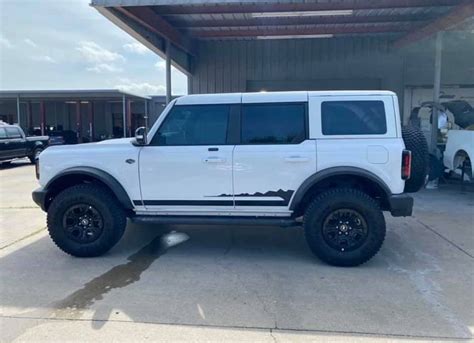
[321,101,387,135]
[0,128,6,139]
[5,127,22,139]
[241,103,306,144]
[152,105,229,146]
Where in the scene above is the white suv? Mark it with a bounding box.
[33,91,428,266]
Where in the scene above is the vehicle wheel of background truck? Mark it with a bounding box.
[303,188,386,267]
[29,147,43,164]
[47,184,126,257]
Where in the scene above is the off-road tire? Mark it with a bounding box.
[47,184,126,257]
[29,147,43,164]
[402,125,429,192]
[303,188,386,267]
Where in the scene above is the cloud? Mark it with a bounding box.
[123,41,149,55]
[87,63,123,73]
[76,41,125,63]
[155,60,166,70]
[0,35,13,48]
[24,38,37,48]
[115,81,166,96]
[31,55,57,63]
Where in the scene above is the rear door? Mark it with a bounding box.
[233,99,316,215]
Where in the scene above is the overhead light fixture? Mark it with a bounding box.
[251,10,353,18]
[256,34,334,40]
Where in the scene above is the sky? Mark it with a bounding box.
[0,0,187,96]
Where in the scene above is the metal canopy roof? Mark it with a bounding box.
[90,0,474,73]
[0,89,151,101]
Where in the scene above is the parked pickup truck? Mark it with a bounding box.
[0,122,49,164]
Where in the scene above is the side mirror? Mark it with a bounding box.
[134,127,147,145]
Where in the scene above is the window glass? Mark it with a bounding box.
[5,127,22,138]
[321,101,387,135]
[153,105,229,145]
[241,103,306,144]
[0,128,6,139]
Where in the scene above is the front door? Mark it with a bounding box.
[139,104,235,214]
[233,102,316,215]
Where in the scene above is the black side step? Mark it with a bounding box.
[131,215,300,227]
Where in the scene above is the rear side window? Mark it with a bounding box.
[0,128,6,139]
[153,105,229,146]
[241,103,306,144]
[5,127,22,138]
[321,101,387,135]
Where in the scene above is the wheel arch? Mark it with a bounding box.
[453,149,471,169]
[290,167,392,217]
[43,167,134,212]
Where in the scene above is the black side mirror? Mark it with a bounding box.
[134,127,147,145]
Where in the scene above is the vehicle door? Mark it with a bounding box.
[139,103,238,214]
[4,127,26,158]
[233,100,317,215]
[0,128,13,160]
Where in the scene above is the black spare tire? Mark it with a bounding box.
[402,125,429,193]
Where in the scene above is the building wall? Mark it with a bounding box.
[189,35,474,119]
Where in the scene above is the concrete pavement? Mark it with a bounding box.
[1,160,473,342]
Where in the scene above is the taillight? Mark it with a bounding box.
[402,150,412,180]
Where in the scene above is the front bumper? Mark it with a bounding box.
[388,194,413,217]
[32,187,48,212]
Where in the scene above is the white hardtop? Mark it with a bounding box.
[175,90,396,105]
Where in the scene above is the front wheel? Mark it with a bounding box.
[47,184,126,257]
[304,188,386,267]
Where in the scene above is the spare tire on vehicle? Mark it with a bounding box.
[402,125,429,193]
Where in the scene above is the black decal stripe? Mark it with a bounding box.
[134,200,288,206]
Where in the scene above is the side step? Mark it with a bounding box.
[131,215,300,227]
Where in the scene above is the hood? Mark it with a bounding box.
[96,137,135,145]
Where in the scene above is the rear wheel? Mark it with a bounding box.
[303,188,386,267]
[47,184,126,257]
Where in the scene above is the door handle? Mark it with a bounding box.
[203,156,226,163]
[284,156,309,163]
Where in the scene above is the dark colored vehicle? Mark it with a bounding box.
[0,122,49,164]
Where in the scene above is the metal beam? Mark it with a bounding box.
[155,0,460,15]
[122,95,127,138]
[165,40,172,105]
[116,6,196,56]
[172,14,434,29]
[16,96,21,127]
[76,101,82,143]
[192,24,412,39]
[88,102,95,142]
[394,0,474,47]
[431,32,443,154]
[40,101,45,136]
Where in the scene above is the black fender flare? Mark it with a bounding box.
[45,166,134,210]
[289,167,392,211]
